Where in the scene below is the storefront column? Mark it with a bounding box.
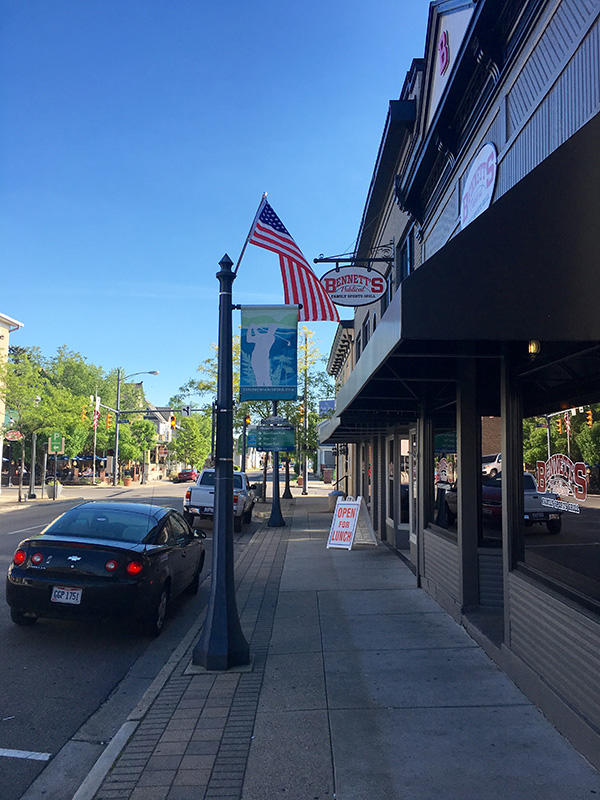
[417,406,433,586]
[371,435,380,537]
[378,433,387,540]
[457,359,480,609]
[353,442,361,498]
[500,350,523,643]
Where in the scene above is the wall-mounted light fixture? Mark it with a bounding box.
[528,339,541,356]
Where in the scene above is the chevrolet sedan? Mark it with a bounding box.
[6,502,205,636]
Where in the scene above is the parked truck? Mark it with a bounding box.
[183,469,256,532]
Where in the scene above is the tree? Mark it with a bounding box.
[169,415,211,468]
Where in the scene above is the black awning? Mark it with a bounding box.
[401,113,600,342]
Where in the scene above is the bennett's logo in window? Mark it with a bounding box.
[537,454,587,501]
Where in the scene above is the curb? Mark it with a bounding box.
[69,509,275,800]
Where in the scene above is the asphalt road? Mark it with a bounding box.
[0,482,259,800]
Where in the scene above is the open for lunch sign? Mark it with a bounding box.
[327,499,360,549]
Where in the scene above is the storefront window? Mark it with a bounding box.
[517,407,600,606]
[431,423,457,536]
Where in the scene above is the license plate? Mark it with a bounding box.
[529,513,544,520]
[203,507,213,514]
[51,586,82,605]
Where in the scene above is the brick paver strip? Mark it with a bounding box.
[93,500,294,799]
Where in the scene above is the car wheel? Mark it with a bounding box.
[10,608,37,626]
[546,518,561,534]
[489,469,498,477]
[145,585,169,637]
[234,514,242,532]
[243,505,253,524]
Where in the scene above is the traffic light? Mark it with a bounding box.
[557,417,563,434]
[299,404,305,423]
[586,409,593,428]
[170,415,176,430]
[81,404,88,422]
[244,414,251,426]
[105,413,113,430]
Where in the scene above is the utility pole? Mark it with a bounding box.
[302,330,308,495]
[113,369,121,486]
[193,254,249,670]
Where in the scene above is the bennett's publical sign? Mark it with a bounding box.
[536,454,587,501]
[320,266,387,307]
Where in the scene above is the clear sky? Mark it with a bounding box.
[2,0,427,406]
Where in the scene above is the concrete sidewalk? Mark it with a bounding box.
[79,488,598,800]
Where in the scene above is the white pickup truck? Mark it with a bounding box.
[183,469,256,532]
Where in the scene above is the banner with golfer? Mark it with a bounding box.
[240,305,298,401]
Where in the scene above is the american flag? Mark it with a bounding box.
[248,200,339,322]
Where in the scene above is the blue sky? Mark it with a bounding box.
[2,0,427,406]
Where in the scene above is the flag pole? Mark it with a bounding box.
[234,192,267,275]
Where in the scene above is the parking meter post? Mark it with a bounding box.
[193,254,249,670]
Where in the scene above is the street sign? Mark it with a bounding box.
[255,425,295,452]
[5,430,24,441]
[48,433,65,454]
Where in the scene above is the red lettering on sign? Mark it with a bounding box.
[574,462,587,500]
[438,30,449,75]
[537,460,546,492]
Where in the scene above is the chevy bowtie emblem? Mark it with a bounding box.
[67,555,81,562]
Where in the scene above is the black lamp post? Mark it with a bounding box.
[268,401,285,527]
[193,254,249,670]
[282,455,293,499]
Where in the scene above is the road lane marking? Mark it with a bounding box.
[0,747,51,761]
[6,524,45,536]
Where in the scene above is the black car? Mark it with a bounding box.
[6,501,205,636]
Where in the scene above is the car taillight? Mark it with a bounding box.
[185,489,191,500]
[105,560,119,572]
[13,549,26,566]
[31,552,44,565]
[126,561,143,576]
[233,494,238,503]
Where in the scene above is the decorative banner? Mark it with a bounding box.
[460,142,497,229]
[320,266,387,307]
[537,454,587,503]
[240,306,298,401]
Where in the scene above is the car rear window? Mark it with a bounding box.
[482,455,499,464]
[44,507,159,542]
[198,472,243,488]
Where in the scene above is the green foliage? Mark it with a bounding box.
[168,414,211,467]
[0,346,159,469]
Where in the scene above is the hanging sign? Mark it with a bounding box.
[254,425,295,452]
[536,454,587,512]
[461,142,497,229]
[5,430,24,441]
[240,305,298,401]
[320,266,387,307]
